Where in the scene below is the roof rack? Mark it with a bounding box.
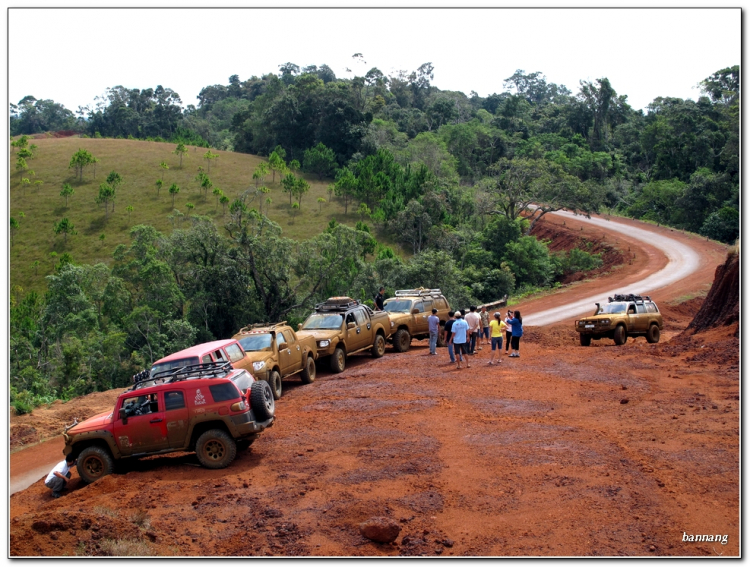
[129,362,235,391]
[394,288,442,297]
[608,294,651,303]
[237,321,287,334]
[315,297,360,311]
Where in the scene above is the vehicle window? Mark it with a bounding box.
[422,300,433,311]
[121,393,158,416]
[646,302,659,313]
[354,309,367,326]
[434,298,446,310]
[238,334,273,352]
[201,355,212,364]
[627,304,636,314]
[599,303,626,314]
[230,370,254,394]
[413,302,424,313]
[150,357,199,378]
[636,304,646,314]
[209,382,241,402]
[225,343,245,363]
[345,312,357,325]
[301,313,344,330]
[164,391,186,411]
[383,300,412,313]
[276,332,288,347]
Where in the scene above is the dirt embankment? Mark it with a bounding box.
[10,218,737,557]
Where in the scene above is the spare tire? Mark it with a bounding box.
[250,380,275,421]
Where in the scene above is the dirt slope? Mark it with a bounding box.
[9,217,737,557]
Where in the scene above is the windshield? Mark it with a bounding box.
[383,300,413,313]
[237,334,273,352]
[150,357,199,378]
[302,313,344,330]
[599,303,626,314]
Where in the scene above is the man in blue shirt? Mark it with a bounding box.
[448,313,470,369]
[443,311,456,364]
[427,308,440,355]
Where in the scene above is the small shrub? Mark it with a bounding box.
[98,538,153,557]
[130,508,150,528]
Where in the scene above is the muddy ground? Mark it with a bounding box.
[9,217,738,557]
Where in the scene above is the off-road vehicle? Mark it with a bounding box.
[383,288,451,352]
[62,362,275,484]
[575,293,664,346]
[149,339,254,379]
[297,297,391,373]
[232,321,317,400]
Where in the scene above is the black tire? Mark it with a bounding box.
[613,325,627,346]
[393,329,411,353]
[195,429,237,469]
[300,355,316,384]
[77,446,115,484]
[267,370,282,400]
[330,347,346,373]
[579,334,592,347]
[371,334,386,358]
[646,324,661,344]
[437,327,446,348]
[250,380,275,421]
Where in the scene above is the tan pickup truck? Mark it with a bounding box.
[233,322,317,399]
[297,297,391,373]
[383,288,452,352]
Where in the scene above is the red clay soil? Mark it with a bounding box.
[9,217,737,557]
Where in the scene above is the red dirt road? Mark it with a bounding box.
[9,217,737,557]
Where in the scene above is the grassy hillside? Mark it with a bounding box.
[10,136,400,293]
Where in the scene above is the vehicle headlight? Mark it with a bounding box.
[252,361,266,371]
[601,319,611,325]
[390,321,394,328]
[318,340,330,348]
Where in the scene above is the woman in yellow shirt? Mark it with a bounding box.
[487,312,507,365]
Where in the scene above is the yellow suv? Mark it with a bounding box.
[575,294,664,346]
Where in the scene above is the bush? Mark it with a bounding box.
[700,207,739,244]
[503,236,555,288]
[554,248,603,276]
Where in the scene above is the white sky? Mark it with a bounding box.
[7,5,741,113]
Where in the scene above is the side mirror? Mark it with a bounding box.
[411,308,420,315]
[297,323,302,330]
[279,342,289,350]
[347,322,356,329]
[118,408,128,424]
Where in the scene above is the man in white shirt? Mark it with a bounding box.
[45,454,76,498]
[465,306,481,355]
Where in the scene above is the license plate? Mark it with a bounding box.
[585,325,595,329]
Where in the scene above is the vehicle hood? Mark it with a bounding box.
[387,312,413,324]
[243,351,274,363]
[296,329,340,342]
[69,410,113,433]
[578,314,617,322]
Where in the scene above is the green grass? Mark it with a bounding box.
[10,136,402,293]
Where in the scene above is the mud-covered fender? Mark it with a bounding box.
[66,430,122,460]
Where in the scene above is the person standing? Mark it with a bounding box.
[427,308,440,355]
[449,312,470,369]
[465,306,481,355]
[507,310,523,358]
[45,454,76,498]
[443,311,456,364]
[479,306,490,346]
[504,310,513,353]
[374,287,385,311]
[487,312,507,365]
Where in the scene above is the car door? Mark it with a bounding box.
[626,303,638,332]
[276,331,294,375]
[113,393,169,456]
[353,308,372,350]
[414,300,431,334]
[163,389,189,449]
[634,303,649,333]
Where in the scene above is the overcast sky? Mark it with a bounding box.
[8,6,740,113]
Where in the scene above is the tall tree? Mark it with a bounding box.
[303,142,337,180]
[169,183,180,207]
[106,171,123,212]
[53,217,77,243]
[69,148,96,182]
[60,183,74,207]
[96,183,115,221]
[173,143,188,168]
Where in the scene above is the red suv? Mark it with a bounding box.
[63,362,275,484]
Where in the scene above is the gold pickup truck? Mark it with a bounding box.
[575,294,664,346]
[383,288,452,352]
[297,297,391,373]
[233,322,317,399]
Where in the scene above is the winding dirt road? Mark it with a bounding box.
[10,215,736,557]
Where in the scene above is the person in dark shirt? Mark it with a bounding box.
[443,311,456,364]
[374,287,385,311]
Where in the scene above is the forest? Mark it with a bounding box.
[9,62,739,412]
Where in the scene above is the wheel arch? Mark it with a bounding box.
[188,420,231,450]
